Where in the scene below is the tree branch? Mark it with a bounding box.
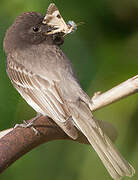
[0,75,137,174]
[91,75,138,111]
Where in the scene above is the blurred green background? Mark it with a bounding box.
[0,0,138,179]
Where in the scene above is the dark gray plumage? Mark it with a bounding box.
[3,6,135,180]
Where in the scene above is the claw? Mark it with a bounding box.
[14,114,42,135]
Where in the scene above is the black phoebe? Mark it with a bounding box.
[3,3,134,179]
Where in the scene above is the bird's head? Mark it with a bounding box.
[4,12,65,54]
[4,3,77,54]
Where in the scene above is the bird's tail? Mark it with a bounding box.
[69,101,135,180]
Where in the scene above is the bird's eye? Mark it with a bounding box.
[33,27,40,32]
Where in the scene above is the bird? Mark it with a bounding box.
[3,3,135,180]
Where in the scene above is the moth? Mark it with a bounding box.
[42,3,77,35]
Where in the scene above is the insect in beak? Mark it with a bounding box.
[42,3,78,36]
[66,21,84,34]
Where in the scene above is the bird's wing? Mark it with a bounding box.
[7,58,78,139]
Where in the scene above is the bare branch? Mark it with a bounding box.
[91,75,138,111]
[0,116,117,174]
[0,116,76,174]
[0,128,13,139]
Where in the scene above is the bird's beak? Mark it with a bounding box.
[46,26,59,35]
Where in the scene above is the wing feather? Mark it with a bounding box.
[7,59,78,139]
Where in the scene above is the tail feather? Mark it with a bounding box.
[70,101,135,180]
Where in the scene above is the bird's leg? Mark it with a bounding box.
[14,113,42,135]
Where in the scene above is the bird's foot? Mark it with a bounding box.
[14,114,42,135]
